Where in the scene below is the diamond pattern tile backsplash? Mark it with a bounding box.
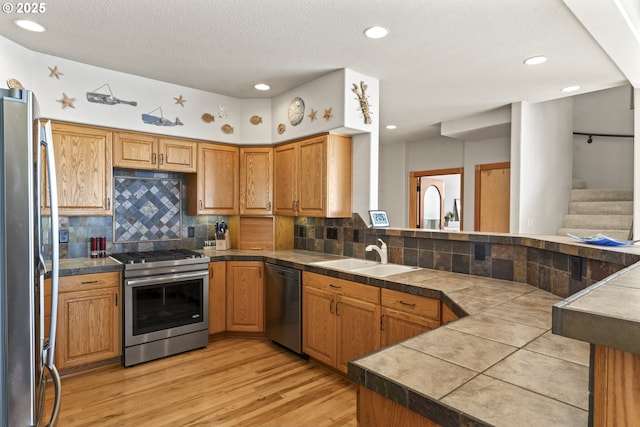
[113,176,181,242]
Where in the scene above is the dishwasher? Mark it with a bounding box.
[265,263,304,355]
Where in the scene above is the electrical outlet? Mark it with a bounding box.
[59,229,69,243]
[188,226,195,238]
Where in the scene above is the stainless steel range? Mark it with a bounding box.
[110,249,210,367]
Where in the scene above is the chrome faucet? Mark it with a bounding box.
[366,239,388,264]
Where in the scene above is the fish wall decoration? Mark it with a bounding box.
[87,84,137,106]
[142,107,183,126]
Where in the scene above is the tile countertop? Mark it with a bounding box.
[553,261,640,356]
[54,248,620,427]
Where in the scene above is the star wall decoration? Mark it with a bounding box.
[174,95,186,107]
[308,109,317,121]
[48,66,63,79]
[323,107,333,121]
[57,93,76,109]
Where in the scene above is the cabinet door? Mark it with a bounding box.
[57,286,120,369]
[158,138,197,173]
[187,143,239,215]
[113,131,157,170]
[226,261,264,332]
[336,295,380,373]
[297,136,326,217]
[273,142,297,216]
[44,123,113,216]
[208,261,226,334]
[381,307,439,347]
[240,147,273,215]
[302,285,337,366]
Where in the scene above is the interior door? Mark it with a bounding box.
[475,162,510,232]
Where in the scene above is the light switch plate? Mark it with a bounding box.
[59,229,69,243]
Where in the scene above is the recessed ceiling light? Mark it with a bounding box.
[364,26,388,39]
[386,125,397,130]
[561,85,581,93]
[523,56,547,65]
[254,83,271,91]
[13,19,46,32]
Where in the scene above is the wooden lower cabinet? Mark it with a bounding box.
[358,386,442,427]
[302,272,380,374]
[55,272,121,370]
[208,261,226,334]
[380,289,440,347]
[592,344,640,427]
[441,303,459,325]
[226,261,265,333]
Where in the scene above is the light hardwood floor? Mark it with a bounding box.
[46,339,357,427]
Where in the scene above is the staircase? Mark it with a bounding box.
[556,179,633,241]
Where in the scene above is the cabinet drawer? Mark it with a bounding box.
[59,272,121,293]
[303,271,379,304]
[381,288,440,321]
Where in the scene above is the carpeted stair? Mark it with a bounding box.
[556,179,633,241]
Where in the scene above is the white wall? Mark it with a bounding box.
[513,97,574,235]
[572,85,634,188]
[379,143,406,227]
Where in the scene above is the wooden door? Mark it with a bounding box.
[208,261,226,334]
[273,142,298,216]
[297,136,326,217]
[44,123,113,216]
[302,285,336,366]
[57,286,120,369]
[475,162,510,232]
[187,143,239,215]
[113,131,157,170]
[240,147,273,215]
[335,295,380,373]
[158,138,197,173]
[380,307,437,347]
[226,261,264,332]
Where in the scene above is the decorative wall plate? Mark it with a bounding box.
[221,124,234,134]
[250,115,262,125]
[288,97,305,126]
[277,123,286,134]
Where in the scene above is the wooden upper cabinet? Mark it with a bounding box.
[273,142,298,216]
[43,122,113,216]
[158,138,197,173]
[239,147,273,216]
[186,143,239,215]
[113,131,196,173]
[273,133,352,218]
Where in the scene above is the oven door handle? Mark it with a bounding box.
[125,271,208,287]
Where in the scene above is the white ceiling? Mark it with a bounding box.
[0,0,636,144]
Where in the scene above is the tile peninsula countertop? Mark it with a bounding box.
[553,261,640,356]
[55,248,607,426]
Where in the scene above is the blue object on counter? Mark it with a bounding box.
[567,233,639,247]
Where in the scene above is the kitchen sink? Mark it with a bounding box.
[353,264,419,277]
[311,258,419,277]
[312,258,379,271]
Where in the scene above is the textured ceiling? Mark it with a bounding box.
[0,0,635,144]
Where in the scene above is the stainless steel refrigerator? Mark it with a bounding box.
[0,88,61,426]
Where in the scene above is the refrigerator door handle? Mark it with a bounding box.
[40,120,59,370]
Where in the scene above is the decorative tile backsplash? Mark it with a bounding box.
[113,176,181,242]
